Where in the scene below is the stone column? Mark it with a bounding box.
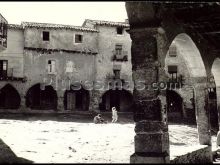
[89,90,102,113]
[216,87,220,147]
[57,90,64,111]
[129,28,170,163]
[194,83,211,146]
[19,94,26,111]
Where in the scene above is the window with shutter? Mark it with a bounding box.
[48,60,56,74]
[0,60,7,78]
[115,44,123,55]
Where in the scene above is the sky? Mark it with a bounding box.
[0,2,127,26]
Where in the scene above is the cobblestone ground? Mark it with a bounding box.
[0,119,217,163]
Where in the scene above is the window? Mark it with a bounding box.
[74,34,83,43]
[0,60,7,78]
[116,27,123,35]
[48,60,56,73]
[115,44,123,55]
[66,61,74,73]
[113,69,121,79]
[43,31,50,41]
[113,63,121,79]
[169,45,177,57]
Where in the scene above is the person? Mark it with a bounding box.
[93,114,106,124]
[111,107,118,123]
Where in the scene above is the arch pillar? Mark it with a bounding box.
[19,94,26,111]
[89,90,103,113]
[57,89,65,111]
[128,27,169,163]
[215,86,220,147]
[194,82,211,145]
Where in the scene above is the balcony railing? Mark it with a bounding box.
[167,75,185,89]
[0,68,26,82]
[112,50,128,61]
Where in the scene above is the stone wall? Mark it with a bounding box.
[24,27,98,52]
[95,25,133,92]
[0,28,24,78]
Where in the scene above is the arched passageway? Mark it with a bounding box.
[166,90,196,124]
[0,84,20,109]
[100,89,133,112]
[64,85,90,111]
[26,84,58,110]
[165,33,210,145]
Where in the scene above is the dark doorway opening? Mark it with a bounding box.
[64,87,90,111]
[209,88,218,131]
[166,90,184,123]
[100,89,133,112]
[0,84,20,109]
[26,84,57,110]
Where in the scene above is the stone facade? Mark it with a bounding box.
[0,17,133,113]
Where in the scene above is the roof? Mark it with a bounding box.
[21,22,99,32]
[8,24,23,29]
[83,19,130,28]
[0,13,8,23]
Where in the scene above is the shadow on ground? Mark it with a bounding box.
[0,138,33,163]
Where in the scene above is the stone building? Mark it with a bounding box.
[83,19,133,112]
[0,16,133,113]
[165,41,196,123]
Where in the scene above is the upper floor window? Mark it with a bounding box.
[113,63,121,79]
[43,31,50,41]
[113,69,121,79]
[48,60,56,74]
[115,44,123,55]
[169,45,177,57]
[116,27,123,35]
[66,61,74,73]
[0,60,8,78]
[74,34,83,43]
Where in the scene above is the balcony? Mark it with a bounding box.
[0,68,26,82]
[112,50,128,61]
[167,75,185,89]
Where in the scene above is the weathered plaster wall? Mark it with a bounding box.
[89,25,133,112]
[95,25,133,93]
[0,28,24,78]
[24,28,98,52]
[23,49,96,111]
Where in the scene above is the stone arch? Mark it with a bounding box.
[26,83,58,110]
[99,89,133,112]
[166,89,196,124]
[64,84,90,111]
[165,33,207,79]
[0,84,21,109]
[164,33,210,145]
